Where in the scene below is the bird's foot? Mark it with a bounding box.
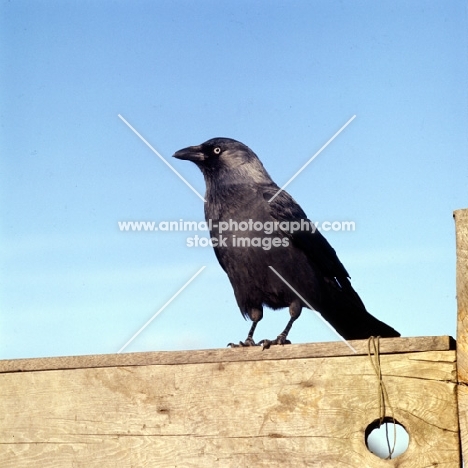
[227,337,259,348]
[259,335,291,350]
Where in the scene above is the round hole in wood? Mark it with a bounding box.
[365,417,409,459]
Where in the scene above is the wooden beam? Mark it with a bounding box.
[0,335,454,374]
[0,342,459,467]
[455,208,468,465]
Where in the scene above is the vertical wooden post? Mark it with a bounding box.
[455,208,468,463]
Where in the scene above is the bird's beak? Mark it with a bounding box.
[172,145,206,162]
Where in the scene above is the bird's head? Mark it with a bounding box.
[173,138,263,178]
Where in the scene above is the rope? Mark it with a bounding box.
[367,336,397,459]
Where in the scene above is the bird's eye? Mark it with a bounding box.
[213,147,222,155]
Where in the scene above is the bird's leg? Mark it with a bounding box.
[261,299,302,349]
[228,307,262,348]
[243,320,259,346]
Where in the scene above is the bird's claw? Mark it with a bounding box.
[259,335,291,350]
[227,338,259,348]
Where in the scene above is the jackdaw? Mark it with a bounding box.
[173,138,400,347]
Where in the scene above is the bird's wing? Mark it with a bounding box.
[261,185,365,304]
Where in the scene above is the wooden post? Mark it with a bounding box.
[455,208,468,463]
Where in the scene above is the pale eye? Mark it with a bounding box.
[213,147,222,155]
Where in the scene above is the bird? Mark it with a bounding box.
[173,137,400,347]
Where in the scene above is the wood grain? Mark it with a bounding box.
[455,208,468,466]
[0,335,454,374]
[0,348,459,467]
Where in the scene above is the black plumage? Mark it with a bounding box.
[173,137,400,347]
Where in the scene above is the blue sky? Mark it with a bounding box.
[1,0,467,359]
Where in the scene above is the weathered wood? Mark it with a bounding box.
[0,346,459,467]
[0,335,454,374]
[455,208,468,465]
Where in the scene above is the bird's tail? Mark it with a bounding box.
[316,277,400,340]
